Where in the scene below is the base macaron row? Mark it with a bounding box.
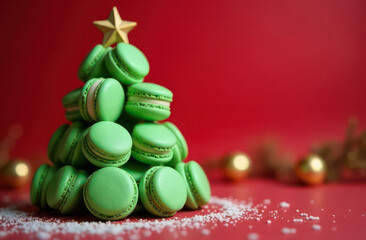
[31,161,211,220]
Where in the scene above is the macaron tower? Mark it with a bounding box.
[30,6,211,220]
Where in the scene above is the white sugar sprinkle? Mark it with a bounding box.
[247,233,259,240]
[281,228,296,234]
[292,218,303,223]
[306,216,319,220]
[129,234,140,240]
[201,229,210,235]
[312,224,321,231]
[36,232,51,240]
[0,197,268,238]
[279,202,290,208]
[263,199,271,205]
[266,220,272,224]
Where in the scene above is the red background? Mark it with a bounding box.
[0,0,365,162]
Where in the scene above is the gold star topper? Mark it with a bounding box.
[93,6,137,47]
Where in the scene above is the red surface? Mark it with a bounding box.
[0,1,365,239]
[1,180,366,240]
[0,0,365,162]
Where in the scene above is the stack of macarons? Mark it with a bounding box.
[30,42,211,221]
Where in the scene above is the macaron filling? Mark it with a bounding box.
[54,170,78,211]
[86,79,103,121]
[128,96,171,108]
[65,105,80,115]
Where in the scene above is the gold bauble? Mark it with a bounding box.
[295,154,326,186]
[0,159,30,188]
[223,152,252,181]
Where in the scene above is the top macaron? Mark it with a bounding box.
[78,45,111,82]
[105,43,150,85]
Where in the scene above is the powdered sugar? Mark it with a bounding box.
[281,227,296,234]
[0,197,323,239]
[279,202,290,208]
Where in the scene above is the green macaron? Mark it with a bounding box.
[163,122,188,167]
[82,121,132,168]
[56,121,87,167]
[30,164,58,209]
[47,165,88,215]
[125,83,173,121]
[131,123,176,165]
[70,131,94,170]
[83,167,138,220]
[105,43,150,85]
[139,166,187,217]
[175,161,211,209]
[62,78,125,123]
[47,124,69,164]
[62,88,82,122]
[120,157,151,183]
[78,44,111,82]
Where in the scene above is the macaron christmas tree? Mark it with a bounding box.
[30,6,211,220]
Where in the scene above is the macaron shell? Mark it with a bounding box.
[95,78,124,121]
[125,103,171,121]
[87,121,132,159]
[131,149,173,165]
[47,125,69,163]
[187,161,211,205]
[83,167,138,220]
[59,170,88,215]
[46,166,77,211]
[128,83,173,100]
[79,79,98,122]
[176,161,211,209]
[132,123,176,149]
[152,167,187,212]
[139,166,186,217]
[62,88,83,121]
[57,122,86,165]
[40,166,58,209]
[78,45,107,81]
[105,45,147,85]
[163,122,188,159]
[30,164,50,207]
[70,136,93,169]
[62,88,81,109]
[87,47,111,80]
[115,43,150,78]
[165,145,183,168]
[175,162,197,209]
[120,158,150,182]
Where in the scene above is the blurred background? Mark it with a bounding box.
[0,0,365,165]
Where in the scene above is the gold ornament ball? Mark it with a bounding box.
[224,152,252,181]
[0,159,30,188]
[295,154,326,186]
